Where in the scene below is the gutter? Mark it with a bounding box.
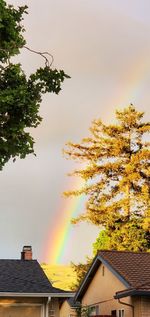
[46,296,51,317]
[50,293,74,298]
[115,290,150,298]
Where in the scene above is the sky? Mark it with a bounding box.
[0,0,150,264]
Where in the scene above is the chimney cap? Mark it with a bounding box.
[21,245,33,260]
[22,245,32,251]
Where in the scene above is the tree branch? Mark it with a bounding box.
[24,46,54,67]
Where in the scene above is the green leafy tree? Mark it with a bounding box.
[71,229,110,290]
[0,0,69,170]
[64,105,150,251]
[75,306,94,317]
[92,229,110,255]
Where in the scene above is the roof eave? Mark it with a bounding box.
[75,254,130,302]
[115,290,150,299]
[50,292,75,298]
[0,292,74,298]
[74,255,99,302]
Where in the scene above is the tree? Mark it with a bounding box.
[65,105,150,288]
[0,0,69,170]
[92,229,110,255]
[70,257,92,290]
[75,305,94,317]
[64,105,150,250]
[70,229,110,290]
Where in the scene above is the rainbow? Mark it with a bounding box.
[115,53,150,107]
[43,54,150,264]
[43,179,85,264]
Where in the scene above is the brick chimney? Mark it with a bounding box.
[21,246,32,260]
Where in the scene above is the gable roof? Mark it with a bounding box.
[98,250,150,289]
[75,250,150,301]
[0,259,72,296]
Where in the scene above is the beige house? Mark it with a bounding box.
[60,297,78,317]
[0,246,73,317]
[63,250,150,317]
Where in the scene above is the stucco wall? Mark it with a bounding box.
[60,300,71,317]
[60,300,77,317]
[81,263,132,317]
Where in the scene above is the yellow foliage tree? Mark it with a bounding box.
[64,105,150,251]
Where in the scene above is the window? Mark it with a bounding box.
[89,305,99,316]
[118,309,124,317]
[111,309,124,317]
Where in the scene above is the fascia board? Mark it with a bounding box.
[74,256,99,301]
[50,293,75,297]
[97,255,130,288]
[75,254,130,302]
[0,292,74,298]
[0,293,51,297]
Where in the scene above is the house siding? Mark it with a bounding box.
[49,298,60,317]
[141,297,150,317]
[132,296,141,317]
[81,264,132,317]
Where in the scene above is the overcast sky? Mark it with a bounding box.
[1,0,150,264]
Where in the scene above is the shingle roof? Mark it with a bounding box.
[75,250,150,301]
[98,250,150,289]
[52,286,71,294]
[0,259,63,294]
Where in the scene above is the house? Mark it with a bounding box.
[0,246,73,317]
[72,250,150,317]
[60,296,80,317]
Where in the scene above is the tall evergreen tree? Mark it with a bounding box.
[64,105,150,251]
